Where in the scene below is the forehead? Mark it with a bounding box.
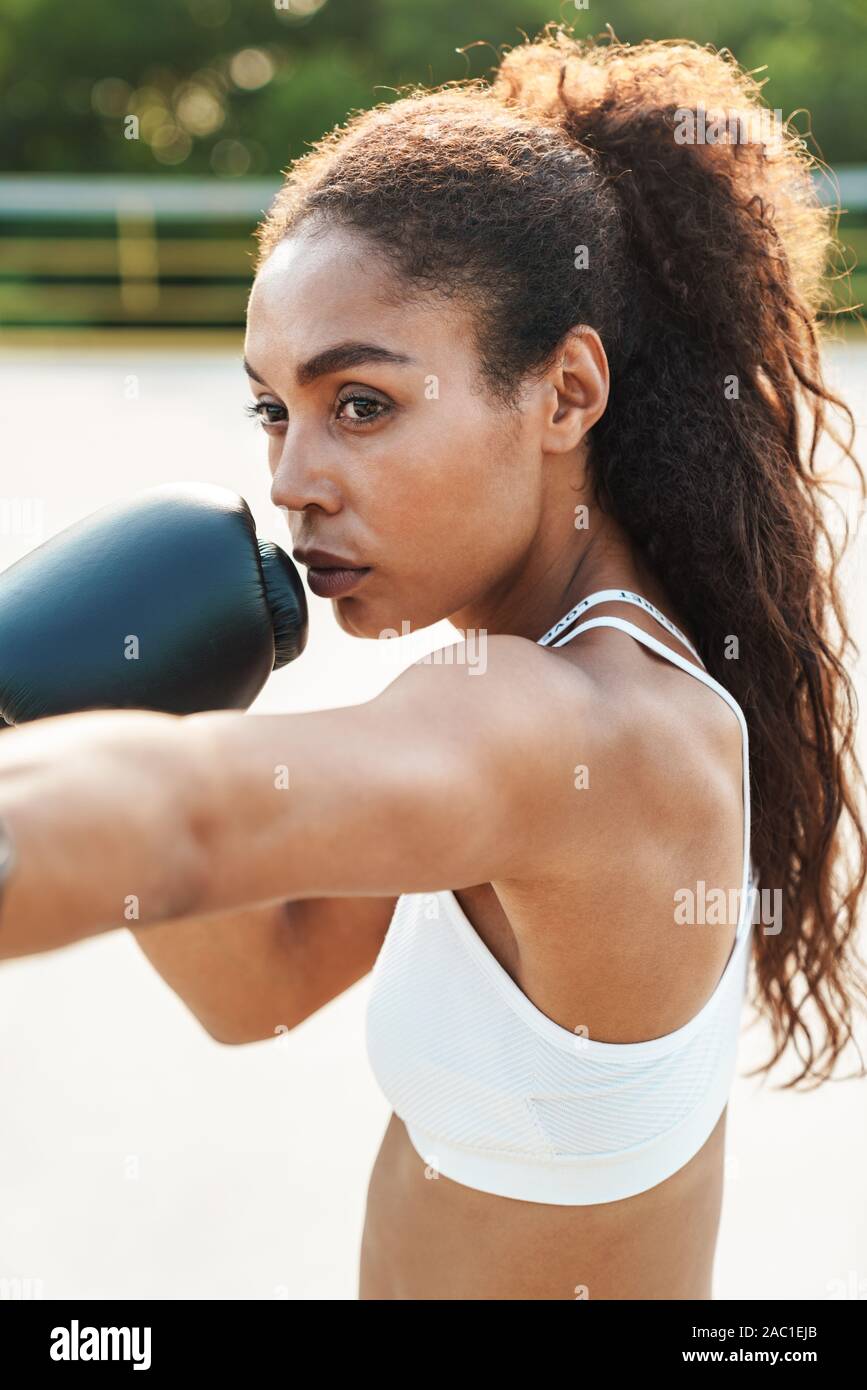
[246,224,468,371]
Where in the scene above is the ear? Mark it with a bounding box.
[539,326,610,455]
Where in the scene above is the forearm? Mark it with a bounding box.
[0,711,205,960]
[128,900,294,1043]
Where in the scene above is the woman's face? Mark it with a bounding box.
[245,224,554,639]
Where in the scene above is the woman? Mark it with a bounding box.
[1,26,865,1300]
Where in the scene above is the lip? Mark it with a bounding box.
[294,548,364,569]
[306,566,372,599]
[293,548,371,599]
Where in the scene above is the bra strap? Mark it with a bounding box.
[537,588,703,666]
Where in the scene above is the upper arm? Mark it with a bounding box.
[130,893,397,1044]
[190,635,595,914]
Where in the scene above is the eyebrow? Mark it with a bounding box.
[243,341,417,390]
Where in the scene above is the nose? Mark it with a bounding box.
[269,440,341,517]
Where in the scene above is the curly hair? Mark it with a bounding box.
[255,22,867,1089]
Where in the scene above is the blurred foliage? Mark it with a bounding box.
[1,0,863,328]
[0,0,865,175]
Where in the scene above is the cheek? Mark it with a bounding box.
[431,413,535,537]
[404,432,534,585]
[402,404,525,515]
[345,404,536,627]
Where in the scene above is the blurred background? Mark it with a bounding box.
[0,0,865,330]
[0,0,865,1301]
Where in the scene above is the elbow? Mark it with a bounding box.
[207,1029,256,1047]
[201,1015,300,1047]
[203,1022,262,1046]
[198,1011,261,1045]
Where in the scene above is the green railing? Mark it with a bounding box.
[0,170,864,330]
[0,177,278,329]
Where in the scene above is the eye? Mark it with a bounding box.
[335,390,392,425]
[244,399,287,429]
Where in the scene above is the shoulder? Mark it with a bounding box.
[369,633,616,872]
[364,628,741,888]
[373,632,599,751]
[380,626,741,828]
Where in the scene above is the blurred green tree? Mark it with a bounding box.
[0,0,863,175]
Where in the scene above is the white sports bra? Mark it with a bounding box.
[365,590,757,1205]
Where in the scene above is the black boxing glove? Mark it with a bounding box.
[0,482,307,724]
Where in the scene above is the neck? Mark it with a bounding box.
[449,511,664,644]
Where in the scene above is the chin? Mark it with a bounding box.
[335,595,426,643]
[332,597,378,639]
